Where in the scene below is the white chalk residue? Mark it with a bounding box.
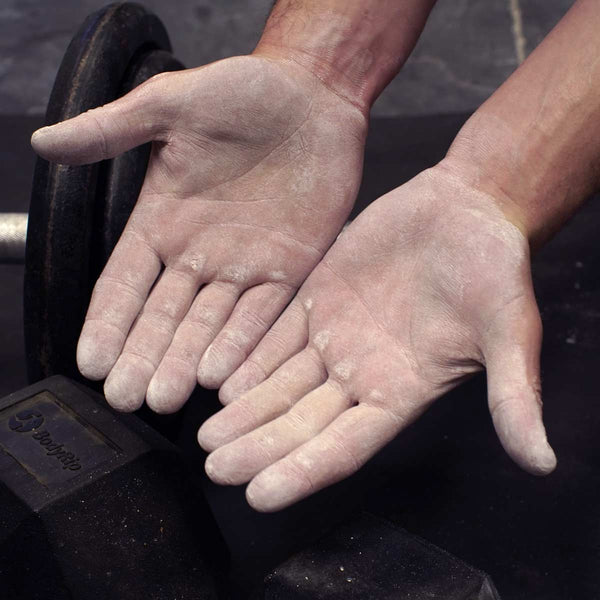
[188,254,206,272]
[313,330,330,352]
[270,270,287,281]
[333,359,354,381]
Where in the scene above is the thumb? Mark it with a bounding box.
[483,295,557,476]
[31,74,173,166]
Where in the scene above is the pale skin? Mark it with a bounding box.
[200,166,555,512]
[199,0,600,511]
[34,58,367,414]
[31,0,436,413]
[32,0,600,511]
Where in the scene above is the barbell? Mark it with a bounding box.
[0,213,27,263]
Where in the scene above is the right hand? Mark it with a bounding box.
[31,54,368,413]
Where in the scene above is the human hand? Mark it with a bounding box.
[198,165,557,512]
[31,54,367,413]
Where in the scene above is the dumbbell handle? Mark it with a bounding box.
[0,213,28,264]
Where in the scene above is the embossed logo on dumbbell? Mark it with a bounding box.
[8,409,82,471]
[8,409,44,432]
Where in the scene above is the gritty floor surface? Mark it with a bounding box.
[0,0,574,117]
[1,114,600,600]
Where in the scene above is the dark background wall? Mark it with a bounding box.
[1,0,573,117]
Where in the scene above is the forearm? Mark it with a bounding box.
[254,0,437,113]
[444,0,600,247]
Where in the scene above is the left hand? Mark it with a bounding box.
[198,165,557,512]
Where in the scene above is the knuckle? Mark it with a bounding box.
[284,458,316,495]
[141,310,178,336]
[94,275,144,303]
[238,356,268,384]
[185,308,221,334]
[489,395,517,421]
[239,308,270,332]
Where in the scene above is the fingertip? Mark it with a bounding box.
[77,354,106,382]
[30,126,50,153]
[103,366,146,413]
[146,377,185,415]
[245,477,275,513]
[219,365,263,405]
[197,410,236,452]
[202,448,245,485]
[203,453,219,481]
[246,470,300,513]
[76,327,118,381]
[197,345,234,389]
[197,421,220,453]
[30,121,80,164]
[519,441,557,477]
[218,374,247,405]
[245,481,272,513]
[217,385,236,406]
[492,404,557,477]
[196,366,222,390]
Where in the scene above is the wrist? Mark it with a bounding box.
[428,154,532,248]
[442,0,600,249]
[444,98,599,250]
[254,0,436,114]
[440,115,538,244]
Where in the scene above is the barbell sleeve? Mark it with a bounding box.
[0,213,28,264]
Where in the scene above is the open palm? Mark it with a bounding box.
[199,167,557,512]
[32,54,367,413]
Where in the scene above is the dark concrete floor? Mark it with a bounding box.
[1,0,573,117]
[2,113,600,599]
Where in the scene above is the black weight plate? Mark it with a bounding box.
[94,48,184,274]
[25,3,174,383]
